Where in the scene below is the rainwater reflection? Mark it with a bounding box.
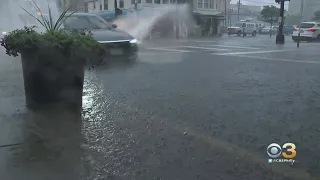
[81,70,140,179]
[3,70,139,180]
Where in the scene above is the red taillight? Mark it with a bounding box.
[307,28,317,32]
[293,27,297,31]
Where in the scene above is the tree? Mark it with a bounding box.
[313,10,320,21]
[260,5,280,26]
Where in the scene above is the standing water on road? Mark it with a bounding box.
[113,4,194,41]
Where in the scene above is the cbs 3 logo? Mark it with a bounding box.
[267,143,296,159]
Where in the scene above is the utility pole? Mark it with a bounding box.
[276,0,285,44]
[176,0,179,39]
[224,0,227,26]
[237,0,240,20]
[297,0,304,48]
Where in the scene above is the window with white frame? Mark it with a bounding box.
[209,0,213,8]
[155,0,160,3]
[119,0,124,7]
[198,0,202,8]
[104,0,108,9]
[204,0,209,8]
[216,0,218,10]
[146,0,152,3]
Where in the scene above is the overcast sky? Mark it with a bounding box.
[230,0,289,10]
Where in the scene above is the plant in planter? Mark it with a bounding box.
[1,2,105,111]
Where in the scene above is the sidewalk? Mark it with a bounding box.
[0,52,83,180]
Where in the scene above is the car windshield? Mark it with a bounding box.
[235,23,243,27]
[300,23,315,28]
[63,15,112,29]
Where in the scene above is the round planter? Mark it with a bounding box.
[21,51,85,111]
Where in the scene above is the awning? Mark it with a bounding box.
[193,9,225,20]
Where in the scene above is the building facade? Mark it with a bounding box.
[288,0,320,21]
[85,0,230,36]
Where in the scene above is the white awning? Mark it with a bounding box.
[193,9,221,16]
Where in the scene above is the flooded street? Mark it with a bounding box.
[1,36,320,180]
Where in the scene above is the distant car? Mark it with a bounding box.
[283,24,294,35]
[272,26,279,34]
[260,26,272,34]
[292,22,320,42]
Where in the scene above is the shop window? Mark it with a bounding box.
[119,0,124,7]
[197,0,202,8]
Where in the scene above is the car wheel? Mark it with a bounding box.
[237,31,241,36]
[252,31,257,36]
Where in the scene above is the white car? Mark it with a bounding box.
[292,22,320,42]
[227,22,258,36]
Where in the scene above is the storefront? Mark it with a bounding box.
[192,10,225,36]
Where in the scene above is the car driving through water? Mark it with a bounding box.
[63,13,138,63]
[2,12,138,64]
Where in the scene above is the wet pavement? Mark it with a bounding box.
[1,35,320,180]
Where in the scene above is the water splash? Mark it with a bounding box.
[0,0,60,32]
[113,4,194,41]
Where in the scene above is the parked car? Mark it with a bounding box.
[292,22,320,42]
[283,24,294,35]
[260,26,272,34]
[272,26,279,34]
[63,13,138,63]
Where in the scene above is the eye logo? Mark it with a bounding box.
[267,143,297,159]
[267,143,282,158]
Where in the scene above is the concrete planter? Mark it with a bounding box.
[21,51,85,111]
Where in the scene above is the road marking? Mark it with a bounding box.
[138,51,188,56]
[205,44,260,49]
[218,54,320,64]
[212,49,296,55]
[146,47,194,52]
[179,46,229,51]
[194,40,218,43]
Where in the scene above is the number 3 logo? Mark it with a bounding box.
[282,143,296,159]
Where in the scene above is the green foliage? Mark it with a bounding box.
[1,27,104,61]
[313,10,320,21]
[260,5,280,25]
[0,0,105,65]
[21,0,74,32]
